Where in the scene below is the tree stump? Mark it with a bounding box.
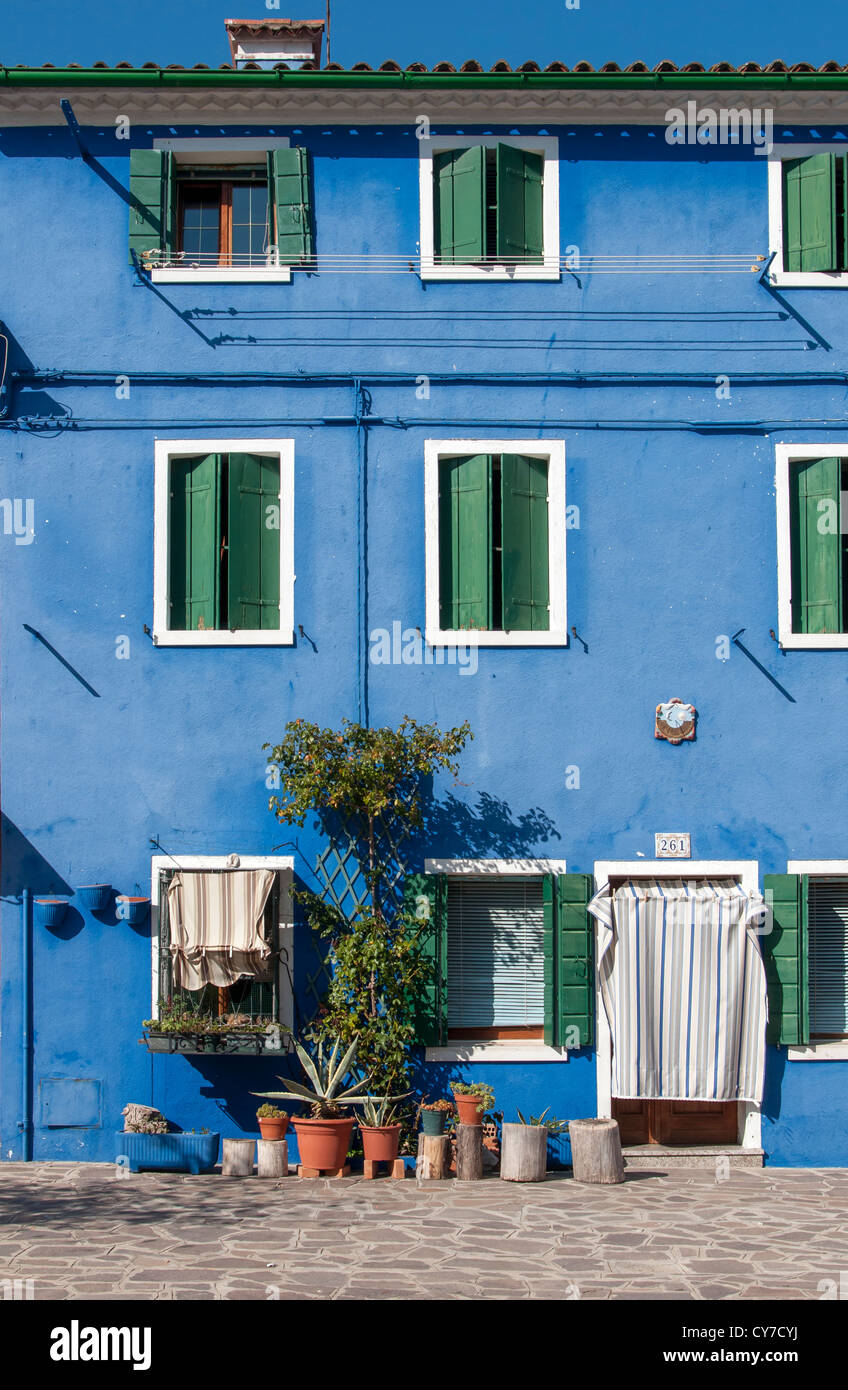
[568,1118,624,1184]
[257,1139,288,1178]
[456,1123,484,1181]
[500,1122,548,1182]
[221,1138,255,1177]
[416,1132,449,1180]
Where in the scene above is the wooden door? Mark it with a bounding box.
[612,1097,738,1146]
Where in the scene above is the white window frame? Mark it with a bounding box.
[423,856,569,1062]
[418,134,560,282]
[593,860,762,1151]
[153,437,295,647]
[786,859,848,1059]
[424,439,567,648]
[149,854,295,1037]
[767,143,848,289]
[775,442,848,649]
[150,137,293,283]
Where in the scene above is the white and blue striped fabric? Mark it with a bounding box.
[588,879,768,1104]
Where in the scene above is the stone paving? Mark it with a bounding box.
[0,1162,846,1300]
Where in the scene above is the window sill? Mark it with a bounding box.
[776,631,848,650]
[786,1042,848,1061]
[151,267,292,284]
[152,629,294,647]
[426,628,569,648]
[767,269,848,290]
[425,1041,569,1062]
[419,262,560,283]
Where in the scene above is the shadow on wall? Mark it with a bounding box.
[421,790,562,860]
[1,813,72,900]
[1,324,69,423]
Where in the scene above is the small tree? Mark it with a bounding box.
[264,716,472,1112]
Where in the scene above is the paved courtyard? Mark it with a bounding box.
[0,1162,846,1300]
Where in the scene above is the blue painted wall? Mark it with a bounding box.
[2,115,847,1166]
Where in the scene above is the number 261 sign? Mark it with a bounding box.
[655,833,691,859]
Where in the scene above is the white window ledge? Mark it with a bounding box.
[787,1042,848,1061]
[766,270,848,290]
[425,1042,569,1063]
[426,628,569,648]
[151,267,292,284]
[419,262,561,283]
[152,629,294,648]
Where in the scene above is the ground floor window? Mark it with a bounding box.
[446,876,545,1039]
[807,877,848,1039]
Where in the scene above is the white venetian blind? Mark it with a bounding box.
[447,876,544,1028]
[808,877,848,1037]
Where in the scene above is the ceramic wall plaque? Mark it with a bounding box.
[655,697,696,744]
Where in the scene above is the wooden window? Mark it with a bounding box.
[157,867,281,1022]
[434,142,544,265]
[807,878,848,1039]
[128,148,313,268]
[788,457,848,635]
[403,871,594,1048]
[438,453,550,632]
[782,153,848,273]
[168,452,281,633]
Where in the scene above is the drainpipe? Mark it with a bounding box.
[19,889,32,1160]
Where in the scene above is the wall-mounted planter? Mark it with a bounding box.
[142,1029,288,1057]
[116,1131,220,1174]
[117,895,150,924]
[34,898,69,927]
[76,884,112,911]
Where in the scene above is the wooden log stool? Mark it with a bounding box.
[568,1118,625,1184]
[221,1137,255,1176]
[257,1139,289,1178]
[416,1132,450,1180]
[455,1123,484,1181]
[500,1122,548,1182]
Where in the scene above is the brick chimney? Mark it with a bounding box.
[225,17,324,70]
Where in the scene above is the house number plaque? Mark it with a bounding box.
[655,833,691,859]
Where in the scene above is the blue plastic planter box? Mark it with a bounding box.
[116,1131,220,1174]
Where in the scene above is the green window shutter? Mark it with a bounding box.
[169,454,220,631]
[501,454,550,631]
[763,874,809,1046]
[434,146,485,263]
[789,457,842,634]
[227,453,281,631]
[268,147,313,263]
[782,154,842,273]
[438,454,493,630]
[556,873,595,1049]
[403,872,448,1046]
[129,149,173,266]
[496,144,544,263]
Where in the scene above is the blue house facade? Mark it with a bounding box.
[3,23,848,1168]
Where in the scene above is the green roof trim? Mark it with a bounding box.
[4,64,848,90]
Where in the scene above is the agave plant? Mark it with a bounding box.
[253,1035,382,1119]
[359,1093,411,1129]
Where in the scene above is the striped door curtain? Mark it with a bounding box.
[168,869,275,990]
[588,879,768,1103]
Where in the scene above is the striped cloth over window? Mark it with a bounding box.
[168,869,275,990]
[588,879,768,1104]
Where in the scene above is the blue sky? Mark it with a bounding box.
[1,0,847,70]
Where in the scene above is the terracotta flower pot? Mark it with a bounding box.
[454,1094,485,1126]
[292,1116,353,1171]
[360,1123,401,1164]
[258,1116,289,1142]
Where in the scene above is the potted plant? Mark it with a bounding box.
[420,1098,453,1136]
[253,1034,382,1172]
[116,1106,219,1174]
[256,1103,289,1142]
[501,1109,568,1183]
[359,1095,409,1164]
[451,1081,495,1127]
